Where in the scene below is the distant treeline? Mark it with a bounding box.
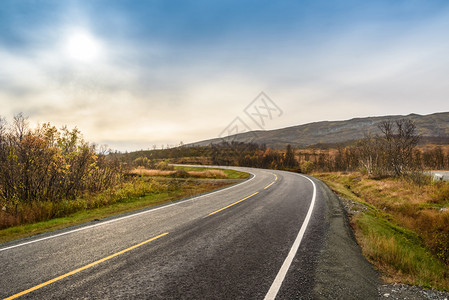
[122,142,298,170]
[124,119,449,178]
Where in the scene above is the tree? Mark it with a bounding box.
[378,120,420,177]
[283,145,297,168]
[357,134,383,176]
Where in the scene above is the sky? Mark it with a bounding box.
[1,0,449,151]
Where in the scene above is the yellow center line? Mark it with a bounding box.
[4,232,169,300]
[264,174,278,190]
[208,192,259,216]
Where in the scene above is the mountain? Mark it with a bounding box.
[190,112,449,148]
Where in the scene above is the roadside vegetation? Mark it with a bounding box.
[0,115,249,243]
[315,172,449,290]
[308,120,449,291]
[131,163,249,179]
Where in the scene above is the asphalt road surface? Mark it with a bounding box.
[429,170,449,181]
[0,167,379,299]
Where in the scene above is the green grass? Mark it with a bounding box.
[355,212,449,290]
[174,165,250,179]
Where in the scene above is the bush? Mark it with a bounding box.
[406,172,432,186]
[434,230,449,265]
[156,161,174,171]
[300,161,314,174]
[432,183,449,203]
[134,156,154,169]
[170,169,190,178]
[0,114,123,207]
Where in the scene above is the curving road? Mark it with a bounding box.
[0,167,378,299]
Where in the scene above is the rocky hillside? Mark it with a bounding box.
[190,112,449,148]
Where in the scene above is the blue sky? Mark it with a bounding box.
[1,0,449,150]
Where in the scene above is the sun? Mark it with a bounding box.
[65,30,102,62]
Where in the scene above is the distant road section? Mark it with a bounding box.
[429,171,449,181]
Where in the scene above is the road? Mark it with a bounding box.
[0,167,378,299]
[429,170,449,181]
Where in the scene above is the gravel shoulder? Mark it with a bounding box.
[313,180,380,299]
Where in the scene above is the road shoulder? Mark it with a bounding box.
[312,179,380,299]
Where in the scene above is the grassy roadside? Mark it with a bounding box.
[173,166,250,179]
[130,165,250,179]
[0,167,249,244]
[313,172,449,291]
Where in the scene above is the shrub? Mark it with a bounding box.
[406,172,432,186]
[432,183,449,203]
[170,169,190,178]
[300,161,314,174]
[156,161,174,171]
[434,230,449,265]
[0,114,123,206]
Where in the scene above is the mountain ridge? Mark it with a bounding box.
[189,112,449,148]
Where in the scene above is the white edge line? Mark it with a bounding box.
[0,171,256,252]
[264,173,317,300]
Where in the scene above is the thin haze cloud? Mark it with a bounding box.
[0,0,449,151]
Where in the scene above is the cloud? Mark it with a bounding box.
[1,1,449,151]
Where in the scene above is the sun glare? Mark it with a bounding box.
[65,30,102,62]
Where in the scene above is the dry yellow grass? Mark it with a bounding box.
[129,168,227,179]
[315,172,449,290]
[131,169,173,176]
[188,170,226,178]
